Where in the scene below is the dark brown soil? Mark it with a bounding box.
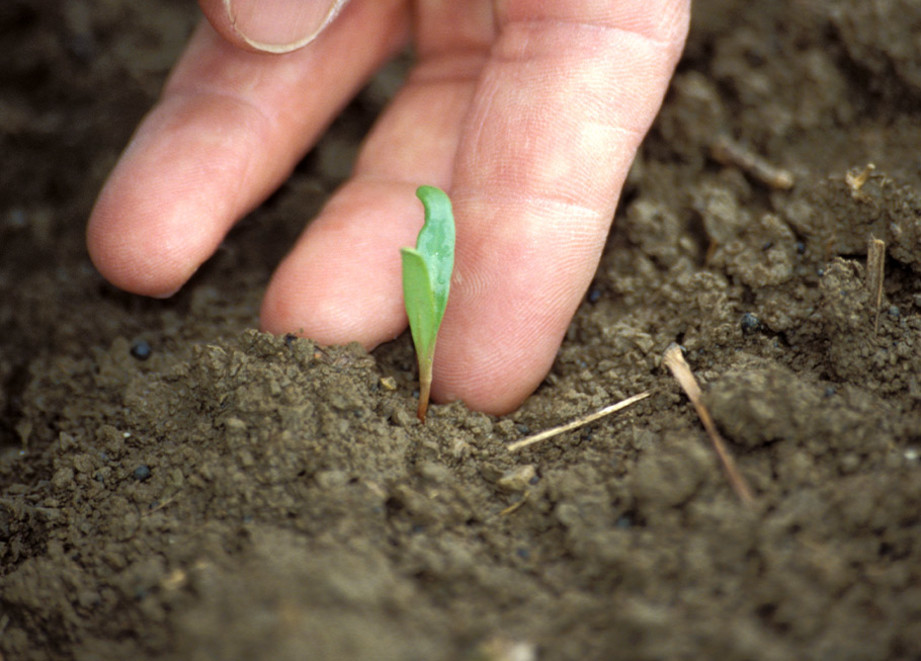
[3,1,921,659]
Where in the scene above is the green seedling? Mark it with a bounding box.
[401,185,455,422]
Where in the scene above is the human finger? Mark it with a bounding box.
[87,0,408,297]
[431,0,691,414]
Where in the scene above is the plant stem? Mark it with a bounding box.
[417,369,432,423]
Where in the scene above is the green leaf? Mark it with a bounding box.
[400,246,438,365]
[414,185,454,321]
[401,185,455,421]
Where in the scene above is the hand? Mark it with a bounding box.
[87,0,690,415]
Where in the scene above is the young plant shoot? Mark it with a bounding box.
[401,186,455,422]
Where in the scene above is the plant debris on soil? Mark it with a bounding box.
[2,1,921,659]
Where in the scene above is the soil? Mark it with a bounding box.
[3,1,921,659]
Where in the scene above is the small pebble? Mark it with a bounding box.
[6,208,27,228]
[133,465,152,481]
[740,312,762,334]
[888,305,900,317]
[130,340,152,361]
[497,465,537,492]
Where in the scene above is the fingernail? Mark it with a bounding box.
[224,0,348,53]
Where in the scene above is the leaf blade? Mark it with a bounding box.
[414,185,455,326]
[400,246,437,365]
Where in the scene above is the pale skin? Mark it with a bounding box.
[87,0,690,415]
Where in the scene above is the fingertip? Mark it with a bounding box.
[86,97,253,298]
[259,181,419,350]
[430,307,563,416]
[87,173,210,298]
[259,248,405,351]
[431,360,552,417]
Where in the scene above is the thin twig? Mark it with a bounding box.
[507,391,650,452]
[663,344,755,506]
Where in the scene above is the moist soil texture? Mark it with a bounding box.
[3,1,921,659]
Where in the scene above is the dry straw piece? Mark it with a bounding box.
[866,237,886,333]
[662,344,755,506]
[507,391,650,452]
[710,135,794,190]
